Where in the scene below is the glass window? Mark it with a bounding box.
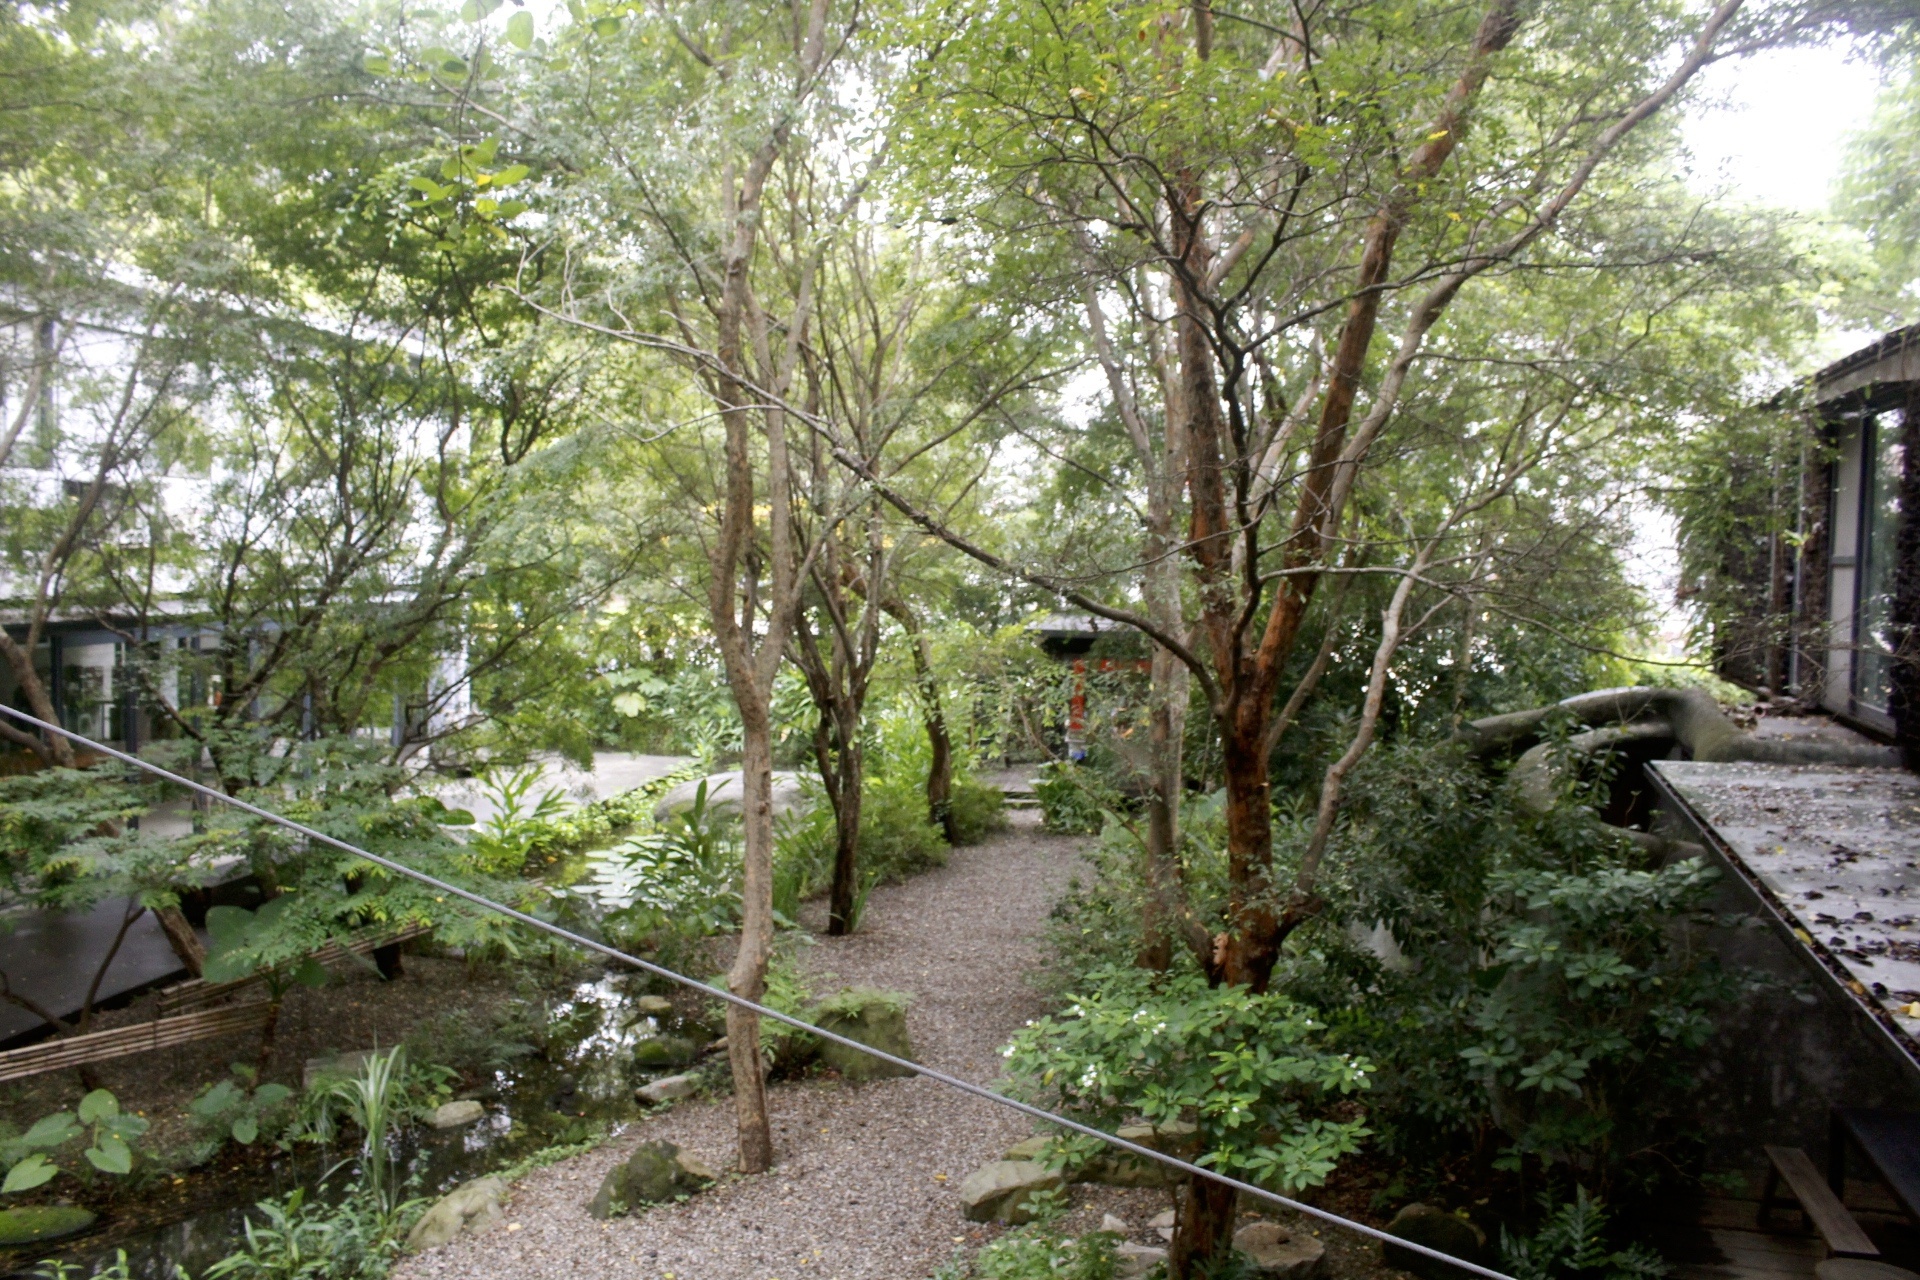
[1856,410,1905,714]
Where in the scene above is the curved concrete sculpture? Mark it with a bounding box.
[1455,687,1903,840]
[652,770,811,824]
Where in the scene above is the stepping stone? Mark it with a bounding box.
[1117,1242,1168,1280]
[636,1073,699,1104]
[957,1159,1062,1223]
[428,1100,485,1129]
[1235,1221,1326,1279]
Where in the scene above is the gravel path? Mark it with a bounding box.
[395,808,1086,1280]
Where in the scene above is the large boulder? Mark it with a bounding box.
[587,1141,716,1220]
[654,771,808,824]
[405,1176,506,1252]
[1236,1221,1326,1279]
[1382,1203,1488,1280]
[0,1206,96,1246]
[812,989,914,1082]
[634,1034,702,1068]
[957,1159,1063,1223]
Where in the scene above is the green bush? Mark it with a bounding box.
[860,774,948,881]
[1004,965,1372,1194]
[1032,762,1111,835]
[948,776,1008,845]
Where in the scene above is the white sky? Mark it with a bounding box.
[1628,40,1889,665]
[1679,41,1885,212]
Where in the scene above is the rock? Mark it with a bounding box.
[636,1073,700,1104]
[1149,1210,1175,1229]
[957,1160,1063,1223]
[405,1176,506,1252]
[0,1206,97,1246]
[675,1148,720,1182]
[812,989,914,1082]
[1101,1213,1131,1234]
[303,1049,378,1091]
[1080,1121,1190,1186]
[1382,1204,1488,1280]
[1116,1242,1168,1280]
[634,995,675,1017]
[428,1100,485,1129]
[633,1034,701,1068]
[1118,1120,1200,1155]
[587,1140,713,1219]
[1003,1135,1052,1161]
[654,770,808,824]
[1235,1221,1326,1279]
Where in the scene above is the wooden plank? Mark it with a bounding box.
[0,1003,271,1083]
[1766,1146,1881,1257]
[159,922,433,1014]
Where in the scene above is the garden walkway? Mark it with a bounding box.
[395,806,1085,1280]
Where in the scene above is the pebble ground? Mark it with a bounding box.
[394,808,1090,1280]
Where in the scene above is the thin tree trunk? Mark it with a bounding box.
[1170,1174,1238,1277]
[824,700,865,935]
[726,712,777,1173]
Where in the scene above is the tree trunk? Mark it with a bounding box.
[726,709,777,1174]
[906,620,954,843]
[154,905,206,977]
[1170,1173,1237,1279]
[825,701,864,936]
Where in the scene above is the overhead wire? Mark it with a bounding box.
[0,704,1511,1280]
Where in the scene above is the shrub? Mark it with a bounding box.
[1501,1187,1667,1280]
[948,776,1008,845]
[856,774,947,882]
[1031,762,1111,835]
[187,1067,295,1161]
[1,1090,148,1194]
[1004,965,1372,1194]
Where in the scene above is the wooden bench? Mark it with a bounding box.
[1761,1144,1881,1257]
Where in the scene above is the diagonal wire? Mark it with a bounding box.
[0,704,1510,1280]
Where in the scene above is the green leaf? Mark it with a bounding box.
[494,200,527,219]
[2,1154,57,1193]
[505,11,533,49]
[492,163,530,188]
[191,1080,241,1118]
[254,1084,292,1109]
[363,54,391,74]
[591,15,620,36]
[21,1113,80,1149]
[439,57,469,75]
[294,956,329,988]
[84,1134,131,1175]
[76,1090,118,1125]
[231,1116,258,1145]
[204,905,254,951]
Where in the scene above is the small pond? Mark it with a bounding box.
[2,970,714,1280]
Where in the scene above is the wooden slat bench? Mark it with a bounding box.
[0,1002,272,1083]
[1761,1144,1882,1258]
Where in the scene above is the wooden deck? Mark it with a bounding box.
[1661,1188,1920,1280]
